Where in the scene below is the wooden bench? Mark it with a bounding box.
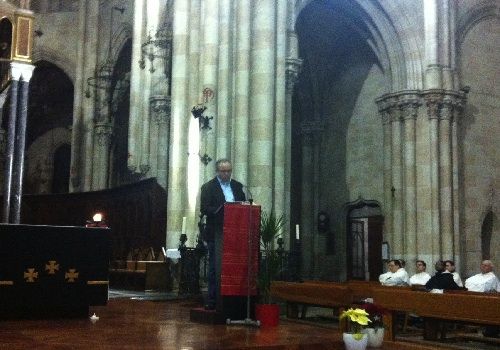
[271,281,352,318]
[371,287,500,340]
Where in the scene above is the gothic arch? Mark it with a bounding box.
[457,0,498,46]
[456,0,499,83]
[295,0,424,91]
[32,47,75,82]
[109,24,132,67]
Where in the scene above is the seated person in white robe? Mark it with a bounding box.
[379,259,409,286]
[465,260,500,293]
[409,260,431,286]
[444,260,463,287]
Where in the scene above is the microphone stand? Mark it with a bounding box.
[226,196,260,327]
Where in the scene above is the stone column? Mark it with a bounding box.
[2,67,19,222]
[216,0,231,158]
[92,121,113,190]
[150,95,171,188]
[425,93,442,260]
[390,104,404,258]
[376,98,395,254]
[232,0,251,186]
[439,96,454,258]
[200,0,218,179]
[72,0,99,191]
[285,45,302,250]
[400,94,419,261]
[128,0,146,174]
[166,0,190,248]
[273,0,288,218]
[10,62,35,224]
[423,0,441,88]
[248,0,276,211]
[299,120,323,278]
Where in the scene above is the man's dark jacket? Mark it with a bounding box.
[425,272,460,290]
[200,177,246,241]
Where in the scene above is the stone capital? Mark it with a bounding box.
[150,95,171,125]
[94,122,113,147]
[10,62,35,82]
[286,57,303,93]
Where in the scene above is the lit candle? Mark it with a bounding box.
[181,217,187,235]
[295,224,300,240]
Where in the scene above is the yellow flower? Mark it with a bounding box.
[340,308,372,335]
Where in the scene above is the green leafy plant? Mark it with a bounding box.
[340,308,372,340]
[258,211,285,304]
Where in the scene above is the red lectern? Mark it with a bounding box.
[221,203,260,297]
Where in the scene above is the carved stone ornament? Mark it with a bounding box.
[286,57,303,93]
[150,95,171,125]
[94,122,113,147]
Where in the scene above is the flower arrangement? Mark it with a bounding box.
[359,302,388,329]
[339,308,372,340]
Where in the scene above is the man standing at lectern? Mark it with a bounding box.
[200,158,246,310]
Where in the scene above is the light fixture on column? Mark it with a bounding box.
[85,6,126,98]
[139,20,172,74]
[191,104,213,130]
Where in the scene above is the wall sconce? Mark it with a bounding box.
[191,105,213,130]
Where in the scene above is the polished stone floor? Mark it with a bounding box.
[0,292,497,350]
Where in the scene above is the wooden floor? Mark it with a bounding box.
[0,297,489,350]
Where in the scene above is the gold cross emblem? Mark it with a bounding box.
[24,268,39,282]
[45,260,59,275]
[65,268,79,283]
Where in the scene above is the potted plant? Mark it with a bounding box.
[359,302,387,347]
[255,211,285,327]
[339,308,371,350]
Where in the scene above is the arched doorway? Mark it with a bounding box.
[291,0,385,279]
[481,210,498,263]
[346,199,383,281]
[51,143,71,193]
[24,61,73,194]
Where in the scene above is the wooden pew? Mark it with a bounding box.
[371,287,500,341]
[270,281,352,318]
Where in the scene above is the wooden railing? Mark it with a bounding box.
[18,178,167,262]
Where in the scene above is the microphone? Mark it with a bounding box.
[243,185,254,205]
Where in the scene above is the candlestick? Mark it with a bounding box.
[181,216,187,235]
[295,224,300,240]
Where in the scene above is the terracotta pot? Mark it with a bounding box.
[255,304,280,327]
[342,332,368,350]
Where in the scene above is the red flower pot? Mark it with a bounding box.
[255,303,280,327]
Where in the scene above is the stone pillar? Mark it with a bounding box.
[440,96,454,258]
[216,0,230,158]
[92,121,113,190]
[423,0,441,88]
[70,0,99,192]
[273,0,288,219]
[150,95,171,188]
[10,62,35,224]
[166,0,190,248]
[2,68,19,223]
[425,93,442,261]
[285,44,302,250]
[128,0,146,174]
[232,0,251,186]
[390,104,404,258]
[200,0,219,179]
[400,94,419,261]
[248,0,276,211]
[299,120,323,278]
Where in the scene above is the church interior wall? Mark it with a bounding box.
[458,14,500,277]
[24,127,71,194]
[31,11,78,77]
